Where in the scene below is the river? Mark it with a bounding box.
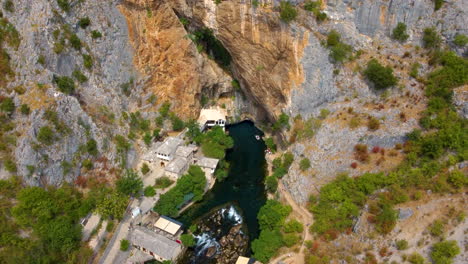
[178,121,267,263]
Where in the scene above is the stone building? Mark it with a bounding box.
[130,226,183,263]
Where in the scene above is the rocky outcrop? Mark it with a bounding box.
[119,0,233,119]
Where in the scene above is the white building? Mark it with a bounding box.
[154,137,184,163]
[198,108,227,131]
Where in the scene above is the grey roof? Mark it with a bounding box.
[141,142,163,161]
[165,157,188,175]
[155,137,184,156]
[197,157,219,169]
[175,146,194,158]
[130,226,182,260]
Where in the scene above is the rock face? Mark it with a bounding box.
[119,0,233,119]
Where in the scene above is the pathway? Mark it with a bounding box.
[269,181,314,264]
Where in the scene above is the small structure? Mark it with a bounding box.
[236,256,256,264]
[130,226,183,262]
[165,157,189,179]
[175,145,196,160]
[196,157,219,176]
[154,137,184,163]
[153,215,183,236]
[131,207,142,219]
[198,108,227,131]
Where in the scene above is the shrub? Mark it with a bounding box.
[396,239,409,250]
[410,63,421,78]
[54,75,75,94]
[364,59,398,89]
[82,54,93,69]
[354,144,369,163]
[116,170,143,196]
[392,22,409,42]
[86,139,98,156]
[4,159,16,173]
[264,137,277,152]
[304,1,327,22]
[272,112,290,131]
[284,219,304,233]
[431,240,460,264]
[408,253,425,264]
[170,115,185,131]
[429,220,445,237]
[120,239,129,251]
[283,233,300,247]
[82,159,93,170]
[37,126,55,145]
[69,34,81,50]
[319,108,330,119]
[453,34,468,47]
[72,69,88,83]
[423,27,441,49]
[0,97,14,113]
[349,116,361,129]
[3,0,14,12]
[367,117,380,131]
[141,163,150,175]
[143,186,156,197]
[57,0,70,12]
[106,221,115,232]
[78,17,90,29]
[155,176,174,189]
[20,104,30,115]
[299,158,311,171]
[91,30,102,39]
[326,30,352,63]
[447,170,467,189]
[279,1,297,23]
[434,0,443,11]
[180,234,196,247]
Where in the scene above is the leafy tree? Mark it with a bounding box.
[283,233,300,247]
[180,234,196,247]
[279,1,297,23]
[144,186,156,197]
[392,22,409,42]
[265,176,278,193]
[431,240,460,264]
[299,158,311,171]
[120,239,130,251]
[158,102,171,118]
[116,170,143,196]
[423,27,441,49]
[170,114,185,131]
[252,229,284,263]
[96,191,128,219]
[326,30,352,63]
[364,59,398,89]
[272,112,290,131]
[257,200,292,230]
[78,17,90,29]
[284,219,304,233]
[54,75,75,94]
[155,176,174,189]
[200,126,234,159]
[57,0,70,12]
[37,126,55,145]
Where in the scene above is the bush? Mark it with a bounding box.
[82,54,93,69]
[354,144,370,163]
[396,239,409,250]
[408,253,425,264]
[299,158,311,171]
[37,126,55,145]
[429,220,445,237]
[326,30,352,63]
[453,34,468,47]
[392,22,409,42]
[364,59,398,89]
[155,176,174,189]
[431,240,460,264]
[434,0,443,11]
[82,159,93,170]
[3,0,14,12]
[20,104,30,115]
[143,186,156,197]
[170,115,185,131]
[368,117,380,131]
[57,0,70,12]
[447,170,467,189]
[72,69,88,83]
[279,1,297,23]
[141,163,150,175]
[252,229,284,263]
[283,233,300,247]
[423,27,441,49]
[69,34,81,50]
[272,112,290,131]
[180,234,196,247]
[120,239,129,251]
[91,30,102,39]
[4,159,16,173]
[78,17,90,29]
[264,137,277,152]
[54,75,75,94]
[283,219,304,233]
[86,139,98,156]
[0,97,14,113]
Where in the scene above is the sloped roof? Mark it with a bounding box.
[155,137,184,156]
[175,146,194,158]
[130,226,182,260]
[197,157,219,169]
[165,157,188,175]
[154,215,183,235]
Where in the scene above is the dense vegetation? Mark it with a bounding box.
[279,1,297,23]
[326,30,352,63]
[154,166,207,217]
[391,22,409,42]
[310,51,467,238]
[364,59,398,89]
[251,200,294,263]
[304,1,327,22]
[188,124,234,159]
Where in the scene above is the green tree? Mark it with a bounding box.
[364,59,398,89]
[86,139,98,156]
[265,176,278,193]
[408,253,425,264]
[144,186,156,197]
[141,163,150,175]
[252,229,284,263]
[423,27,441,49]
[257,200,292,230]
[0,97,14,113]
[392,22,409,42]
[57,0,70,12]
[200,126,234,159]
[283,219,304,233]
[299,158,311,171]
[453,34,468,47]
[431,240,460,264]
[116,170,143,196]
[54,75,75,94]
[96,191,128,219]
[396,239,409,250]
[279,1,297,23]
[20,104,30,115]
[78,17,90,29]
